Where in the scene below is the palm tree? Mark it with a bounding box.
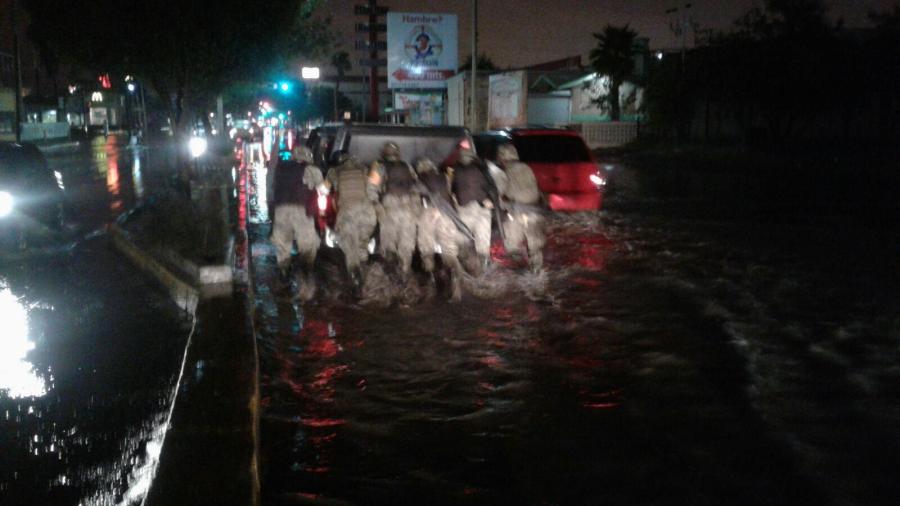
[330,51,351,121]
[589,24,638,121]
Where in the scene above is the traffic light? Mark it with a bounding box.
[278,81,291,93]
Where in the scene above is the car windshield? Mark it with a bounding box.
[513,135,591,163]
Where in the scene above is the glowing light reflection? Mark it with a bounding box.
[0,286,47,398]
[133,155,144,199]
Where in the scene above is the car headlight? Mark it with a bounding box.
[589,173,606,187]
[0,191,14,218]
[189,136,208,158]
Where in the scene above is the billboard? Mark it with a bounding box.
[394,91,444,125]
[387,12,457,89]
[488,71,527,129]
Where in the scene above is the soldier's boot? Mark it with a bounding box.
[529,250,544,273]
[479,254,491,272]
[444,255,464,302]
[460,249,482,277]
[295,269,317,303]
[421,253,436,273]
[528,249,544,273]
[398,256,414,284]
[276,263,292,293]
[349,266,364,299]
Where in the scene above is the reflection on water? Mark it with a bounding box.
[0,285,46,399]
[133,153,144,200]
[255,206,900,505]
[0,246,190,505]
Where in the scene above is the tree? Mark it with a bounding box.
[23,0,333,139]
[458,54,499,72]
[331,51,351,121]
[868,5,900,141]
[589,24,638,121]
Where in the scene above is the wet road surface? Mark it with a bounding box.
[250,160,900,505]
[0,137,191,506]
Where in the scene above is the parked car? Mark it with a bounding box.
[0,142,65,250]
[309,123,474,243]
[474,128,605,211]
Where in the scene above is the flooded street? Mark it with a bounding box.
[252,162,900,505]
[0,138,191,506]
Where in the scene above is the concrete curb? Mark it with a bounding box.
[108,194,260,505]
[108,224,199,314]
[36,141,82,156]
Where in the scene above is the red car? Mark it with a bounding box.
[475,128,605,211]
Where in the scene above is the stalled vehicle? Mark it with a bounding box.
[475,128,605,211]
[0,142,65,250]
[309,123,474,242]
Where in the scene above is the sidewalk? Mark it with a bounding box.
[108,152,261,505]
[33,138,82,156]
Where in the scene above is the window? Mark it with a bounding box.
[512,135,591,163]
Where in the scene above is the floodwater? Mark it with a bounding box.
[0,137,190,506]
[251,161,900,505]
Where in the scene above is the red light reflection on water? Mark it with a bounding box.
[545,229,613,272]
[299,418,345,428]
[311,365,349,391]
[100,136,124,214]
[580,388,623,410]
[573,236,612,271]
[234,162,249,275]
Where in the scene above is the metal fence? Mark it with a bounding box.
[20,122,70,142]
[572,121,639,149]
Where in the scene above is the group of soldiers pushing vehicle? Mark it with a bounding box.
[268,139,545,302]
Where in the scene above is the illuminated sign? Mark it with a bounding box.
[387,13,457,89]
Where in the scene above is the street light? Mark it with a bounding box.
[189,136,208,158]
[301,67,320,80]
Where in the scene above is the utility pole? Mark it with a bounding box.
[354,0,388,121]
[470,0,478,132]
[368,0,379,120]
[666,2,692,68]
[12,0,24,143]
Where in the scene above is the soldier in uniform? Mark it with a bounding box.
[494,144,545,272]
[414,158,470,301]
[324,151,378,292]
[271,145,323,295]
[450,147,495,271]
[368,142,421,279]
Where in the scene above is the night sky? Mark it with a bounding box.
[320,0,895,71]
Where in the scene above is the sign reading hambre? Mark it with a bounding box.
[387,12,458,89]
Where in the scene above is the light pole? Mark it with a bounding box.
[126,80,148,141]
[301,66,320,126]
[666,2,692,68]
[470,0,478,133]
[11,0,24,143]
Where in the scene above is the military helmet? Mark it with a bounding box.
[496,144,519,163]
[415,157,437,174]
[382,141,401,161]
[458,147,476,165]
[330,149,352,166]
[292,145,313,163]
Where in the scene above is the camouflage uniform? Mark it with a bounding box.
[369,142,421,276]
[495,144,545,271]
[451,148,494,265]
[326,154,377,287]
[271,147,323,273]
[270,147,323,299]
[415,159,468,300]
